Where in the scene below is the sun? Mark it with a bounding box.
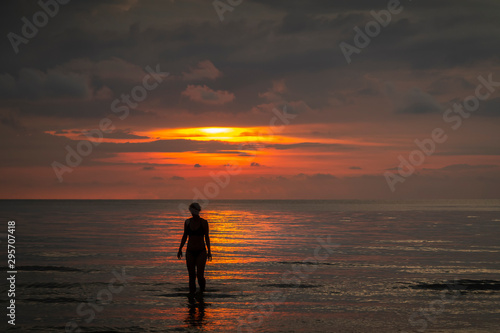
[147,127,250,142]
[200,127,232,134]
[144,126,300,144]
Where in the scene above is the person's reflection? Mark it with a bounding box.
[184,293,208,328]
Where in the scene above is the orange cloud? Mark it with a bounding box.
[182,60,222,81]
[259,79,287,102]
[181,85,235,105]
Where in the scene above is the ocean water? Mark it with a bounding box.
[1,199,499,332]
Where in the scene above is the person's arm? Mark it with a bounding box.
[204,220,212,261]
[177,220,188,259]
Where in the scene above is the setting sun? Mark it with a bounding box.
[145,126,298,144]
[201,127,232,134]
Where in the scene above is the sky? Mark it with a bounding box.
[0,0,499,199]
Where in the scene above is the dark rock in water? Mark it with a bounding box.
[410,279,500,291]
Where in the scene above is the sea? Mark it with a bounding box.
[0,199,499,332]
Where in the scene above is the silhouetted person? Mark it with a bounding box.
[177,202,212,295]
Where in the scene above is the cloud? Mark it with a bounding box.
[271,142,356,151]
[438,164,498,171]
[0,68,90,100]
[436,146,500,156]
[303,173,337,180]
[250,162,261,167]
[171,175,185,181]
[349,166,362,170]
[54,180,134,188]
[479,97,500,117]
[390,87,443,114]
[0,113,24,131]
[259,79,287,102]
[182,60,222,81]
[279,12,320,34]
[94,139,239,154]
[194,163,202,168]
[293,173,337,181]
[181,85,235,105]
[58,57,147,82]
[251,100,308,118]
[143,166,156,170]
[427,76,475,95]
[103,129,150,140]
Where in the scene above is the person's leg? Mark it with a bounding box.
[185,251,197,294]
[196,250,207,292]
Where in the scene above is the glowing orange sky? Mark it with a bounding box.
[1,1,500,199]
[46,124,401,178]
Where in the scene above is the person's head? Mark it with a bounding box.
[189,202,201,216]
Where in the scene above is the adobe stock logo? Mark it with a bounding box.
[7,0,71,54]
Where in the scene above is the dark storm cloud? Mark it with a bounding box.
[3,0,499,72]
[2,0,499,122]
[0,68,90,100]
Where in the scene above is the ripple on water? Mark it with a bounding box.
[405,279,500,291]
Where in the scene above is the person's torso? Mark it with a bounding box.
[186,217,207,250]
[186,217,206,236]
